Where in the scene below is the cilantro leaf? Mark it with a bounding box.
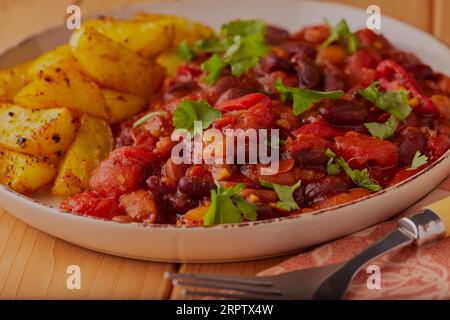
[325,148,341,176]
[177,38,224,61]
[173,99,221,135]
[132,111,165,128]
[359,82,412,121]
[335,158,382,191]
[203,183,257,226]
[364,115,398,140]
[222,20,266,38]
[275,79,344,116]
[224,33,269,77]
[408,151,428,170]
[177,41,194,61]
[261,180,301,211]
[196,20,269,84]
[321,19,359,53]
[201,54,227,84]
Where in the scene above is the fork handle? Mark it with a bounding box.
[398,196,450,246]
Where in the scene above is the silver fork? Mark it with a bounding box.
[165,205,450,299]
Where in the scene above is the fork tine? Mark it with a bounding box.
[173,279,282,295]
[182,289,281,300]
[165,272,273,286]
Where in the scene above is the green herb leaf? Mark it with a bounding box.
[275,79,344,116]
[224,33,268,77]
[321,19,359,53]
[222,20,266,38]
[132,111,165,128]
[408,151,428,170]
[201,54,227,85]
[325,148,341,176]
[176,41,194,61]
[335,158,382,191]
[364,115,399,140]
[200,20,269,84]
[261,180,301,211]
[359,82,412,121]
[203,183,257,226]
[173,99,221,135]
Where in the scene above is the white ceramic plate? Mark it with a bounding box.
[1,0,449,262]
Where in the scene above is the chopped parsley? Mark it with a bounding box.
[173,99,221,136]
[364,115,398,140]
[261,180,301,211]
[178,20,269,84]
[321,19,359,53]
[325,150,382,191]
[204,183,257,226]
[407,151,428,170]
[359,82,412,121]
[275,79,344,116]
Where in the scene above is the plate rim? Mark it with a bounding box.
[0,0,449,231]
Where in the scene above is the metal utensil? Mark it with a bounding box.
[166,196,450,299]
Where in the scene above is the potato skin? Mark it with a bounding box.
[101,89,147,124]
[52,115,113,196]
[14,66,111,120]
[0,62,29,103]
[0,146,57,194]
[26,44,80,78]
[69,26,165,97]
[0,104,76,157]
[84,15,214,58]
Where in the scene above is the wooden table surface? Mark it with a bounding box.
[0,0,449,299]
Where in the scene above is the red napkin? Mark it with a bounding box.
[259,177,450,299]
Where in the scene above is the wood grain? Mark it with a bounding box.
[0,0,74,51]
[0,0,447,300]
[432,0,450,46]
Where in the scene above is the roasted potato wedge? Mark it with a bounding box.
[101,89,147,124]
[133,13,215,46]
[27,44,80,78]
[156,49,184,77]
[83,18,173,58]
[14,66,111,120]
[0,146,57,194]
[0,62,29,103]
[69,26,165,97]
[84,15,214,58]
[52,115,113,196]
[0,104,76,157]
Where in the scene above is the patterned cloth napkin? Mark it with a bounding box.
[259,176,450,299]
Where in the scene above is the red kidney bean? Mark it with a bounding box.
[259,54,294,74]
[304,176,350,204]
[293,186,307,207]
[216,87,255,106]
[291,53,322,89]
[317,99,369,125]
[394,127,427,166]
[178,176,215,198]
[165,192,198,214]
[265,25,290,45]
[279,41,317,59]
[403,63,435,81]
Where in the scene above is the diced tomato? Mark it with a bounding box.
[292,120,347,140]
[356,29,390,50]
[215,93,272,112]
[89,146,157,198]
[389,167,422,186]
[376,59,436,113]
[344,48,381,87]
[61,192,122,219]
[428,135,450,162]
[334,131,398,168]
